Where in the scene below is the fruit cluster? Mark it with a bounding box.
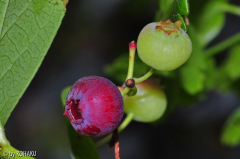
[63,19,192,137]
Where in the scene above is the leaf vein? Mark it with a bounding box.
[0,0,33,40]
[0,0,10,38]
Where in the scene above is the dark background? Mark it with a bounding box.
[4,0,240,159]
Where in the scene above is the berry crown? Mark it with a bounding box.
[156,19,182,35]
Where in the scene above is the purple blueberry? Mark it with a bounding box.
[64,76,124,137]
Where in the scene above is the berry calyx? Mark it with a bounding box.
[156,19,182,35]
[124,80,167,122]
[64,76,124,137]
[125,79,135,88]
[137,19,192,71]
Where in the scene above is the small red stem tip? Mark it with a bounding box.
[115,140,120,159]
[129,41,137,50]
[108,129,120,159]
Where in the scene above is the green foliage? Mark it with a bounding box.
[173,0,189,31]
[61,86,71,106]
[223,45,240,80]
[104,54,149,83]
[179,26,207,94]
[176,0,189,15]
[193,1,226,47]
[155,0,174,21]
[179,66,205,95]
[204,59,230,91]
[174,13,187,31]
[0,0,66,126]
[61,87,100,159]
[221,107,240,146]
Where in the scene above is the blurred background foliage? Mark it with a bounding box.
[4,0,240,158]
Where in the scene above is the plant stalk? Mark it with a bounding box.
[134,68,156,84]
[95,113,134,147]
[205,32,240,57]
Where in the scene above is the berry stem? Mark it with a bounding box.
[118,112,134,131]
[205,32,240,57]
[113,130,120,159]
[121,87,130,96]
[95,113,134,147]
[115,140,120,159]
[221,3,240,16]
[134,68,156,84]
[126,41,137,80]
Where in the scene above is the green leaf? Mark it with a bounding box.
[205,60,232,91]
[179,65,206,95]
[174,13,187,31]
[204,45,240,92]
[192,1,226,47]
[179,26,207,94]
[104,54,149,83]
[177,0,189,15]
[155,0,174,21]
[223,45,240,80]
[173,0,188,31]
[188,27,207,70]
[204,58,217,89]
[154,75,200,125]
[221,107,240,147]
[0,0,67,126]
[61,86,71,106]
[61,87,100,159]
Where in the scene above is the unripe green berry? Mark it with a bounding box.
[124,81,167,123]
[137,19,192,71]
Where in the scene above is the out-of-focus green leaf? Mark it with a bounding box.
[154,74,200,125]
[216,69,232,91]
[204,45,240,91]
[61,87,100,159]
[104,54,149,83]
[221,107,240,147]
[223,45,240,80]
[184,26,207,71]
[155,0,174,21]
[179,26,207,94]
[61,86,71,106]
[0,0,67,126]
[177,0,189,15]
[179,66,206,95]
[205,58,232,91]
[191,1,226,47]
[205,58,217,89]
[209,67,232,91]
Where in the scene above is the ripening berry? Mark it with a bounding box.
[64,76,124,137]
[137,19,192,71]
[124,80,167,122]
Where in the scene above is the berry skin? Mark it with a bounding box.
[137,19,192,71]
[64,76,124,137]
[124,81,167,122]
